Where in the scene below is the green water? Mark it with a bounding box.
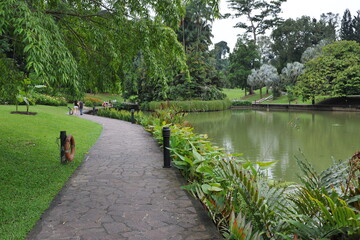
[186,110,360,182]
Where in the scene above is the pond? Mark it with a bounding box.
[186,109,360,182]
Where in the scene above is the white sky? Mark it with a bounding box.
[212,0,360,51]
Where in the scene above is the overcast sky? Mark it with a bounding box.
[212,0,360,51]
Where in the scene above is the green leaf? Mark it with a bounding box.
[255,161,277,168]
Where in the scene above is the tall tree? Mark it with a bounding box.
[0,0,220,99]
[169,0,225,101]
[212,41,230,86]
[340,9,355,41]
[271,15,337,71]
[228,36,259,92]
[296,41,360,104]
[227,0,287,44]
[257,36,274,64]
[352,10,360,43]
[213,41,230,61]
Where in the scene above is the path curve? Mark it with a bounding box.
[27,114,222,240]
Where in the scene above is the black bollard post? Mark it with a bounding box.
[92,106,96,115]
[163,127,171,168]
[60,131,67,164]
[131,109,135,124]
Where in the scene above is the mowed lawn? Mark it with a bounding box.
[0,105,102,239]
[84,93,124,103]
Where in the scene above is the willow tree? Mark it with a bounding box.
[0,0,219,98]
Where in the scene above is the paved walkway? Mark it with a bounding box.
[27,115,222,240]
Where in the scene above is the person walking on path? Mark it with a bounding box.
[79,101,84,115]
[27,115,222,240]
[73,100,79,115]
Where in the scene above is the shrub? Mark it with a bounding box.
[142,99,232,112]
[146,116,360,239]
[113,102,139,111]
[97,108,143,123]
[231,100,252,106]
[33,93,67,106]
[96,107,360,239]
[84,101,93,107]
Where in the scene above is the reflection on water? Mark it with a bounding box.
[186,110,360,182]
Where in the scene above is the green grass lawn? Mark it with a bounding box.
[84,93,124,103]
[241,92,271,102]
[223,88,334,105]
[223,88,267,101]
[222,88,245,100]
[0,105,102,239]
[264,95,332,104]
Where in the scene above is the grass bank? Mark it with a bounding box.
[84,93,123,103]
[222,88,334,105]
[0,105,102,239]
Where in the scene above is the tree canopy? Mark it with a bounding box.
[271,15,338,71]
[227,0,286,44]
[0,0,220,99]
[228,36,259,90]
[340,9,355,41]
[296,40,360,103]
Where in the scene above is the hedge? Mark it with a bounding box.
[141,99,232,112]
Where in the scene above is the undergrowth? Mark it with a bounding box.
[93,107,360,239]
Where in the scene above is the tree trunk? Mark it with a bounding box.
[260,88,263,99]
[182,19,186,51]
[312,97,315,105]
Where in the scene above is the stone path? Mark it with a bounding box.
[27,115,222,240]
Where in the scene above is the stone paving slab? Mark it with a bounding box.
[27,115,222,240]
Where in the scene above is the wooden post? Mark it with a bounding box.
[60,131,67,164]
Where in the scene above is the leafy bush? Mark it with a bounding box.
[97,108,143,123]
[33,93,67,106]
[201,86,227,101]
[232,100,252,106]
[113,102,139,111]
[97,106,360,239]
[142,99,232,112]
[148,120,360,239]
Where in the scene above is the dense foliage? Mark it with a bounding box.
[271,15,338,71]
[228,0,286,44]
[97,107,360,239]
[141,99,232,112]
[0,0,220,102]
[228,36,260,92]
[97,108,144,123]
[32,93,67,106]
[340,9,360,42]
[296,41,360,104]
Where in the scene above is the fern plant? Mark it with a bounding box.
[287,157,360,239]
[213,159,293,239]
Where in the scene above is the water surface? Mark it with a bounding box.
[186,110,360,182]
